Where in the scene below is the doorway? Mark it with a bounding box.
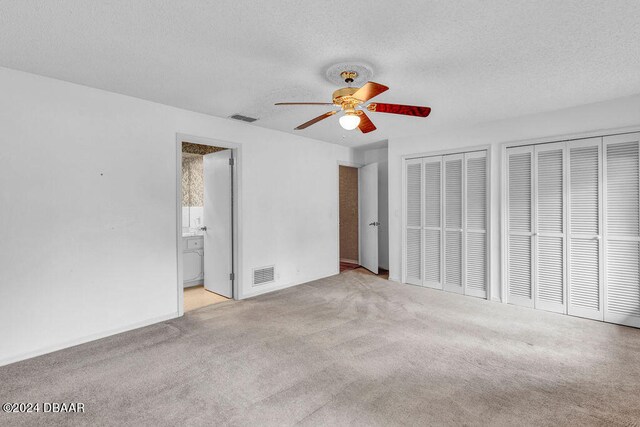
[338,162,384,276]
[177,136,239,314]
[339,165,360,271]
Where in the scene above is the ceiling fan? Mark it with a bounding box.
[275,71,431,134]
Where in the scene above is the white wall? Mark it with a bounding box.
[354,146,389,270]
[0,67,353,365]
[388,94,640,299]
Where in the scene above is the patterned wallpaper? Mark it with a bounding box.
[182,153,204,207]
[181,142,228,207]
[182,142,226,156]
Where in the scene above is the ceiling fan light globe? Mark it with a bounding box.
[339,114,360,130]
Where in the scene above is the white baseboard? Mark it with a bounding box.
[0,312,180,367]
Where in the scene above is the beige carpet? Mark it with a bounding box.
[184,285,228,312]
[1,270,640,426]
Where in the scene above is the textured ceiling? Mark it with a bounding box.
[1,1,639,147]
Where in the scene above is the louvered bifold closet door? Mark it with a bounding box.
[567,138,603,320]
[465,151,488,298]
[604,133,640,328]
[423,156,443,289]
[405,158,423,285]
[444,154,464,294]
[507,146,534,307]
[534,143,566,313]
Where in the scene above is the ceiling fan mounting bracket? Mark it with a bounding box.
[325,62,373,86]
[340,71,358,83]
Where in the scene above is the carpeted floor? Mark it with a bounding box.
[1,270,640,426]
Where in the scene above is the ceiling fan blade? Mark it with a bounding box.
[356,111,377,134]
[275,102,335,106]
[295,111,338,130]
[352,81,389,103]
[367,103,431,117]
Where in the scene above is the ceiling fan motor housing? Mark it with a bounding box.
[332,87,362,108]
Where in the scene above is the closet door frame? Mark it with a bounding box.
[402,144,492,300]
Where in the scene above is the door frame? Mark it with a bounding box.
[401,144,492,300]
[336,161,364,272]
[176,133,242,316]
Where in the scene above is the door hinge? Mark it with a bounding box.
[229,158,235,166]
[229,273,235,281]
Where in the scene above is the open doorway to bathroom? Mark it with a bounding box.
[179,140,235,313]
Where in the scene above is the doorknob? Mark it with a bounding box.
[369,222,380,226]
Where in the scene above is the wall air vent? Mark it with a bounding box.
[253,266,275,286]
[229,114,258,123]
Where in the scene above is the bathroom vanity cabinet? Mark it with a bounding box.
[183,235,204,287]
